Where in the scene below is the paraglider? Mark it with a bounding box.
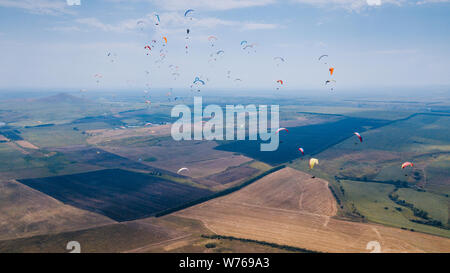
[325,79,336,91]
[154,14,160,25]
[137,20,145,31]
[276,80,284,90]
[275,128,288,134]
[184,9,194,18]
[354,132,363,142]
[208,36,218,47]
[309,158,319,169]
[401,162,414,169]
[193,77,205,85]
[144,45,151,55]
[240,40,248,47]
[177,167,190,174]
[318,55,328,64]
[274,57,285,66]
[329,67,334,76]
[299,147,304,155]
[216,50,224,56]
[162,36,167,44]
[107,52,117,62]
[243,44,255,53]
[94,74,102,84]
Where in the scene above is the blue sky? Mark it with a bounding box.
[0,0,449,93]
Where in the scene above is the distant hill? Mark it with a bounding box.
[33,93,88,104]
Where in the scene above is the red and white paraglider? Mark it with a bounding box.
[401,162,414,169]
[354,132,363,143]
[275,128,288,134]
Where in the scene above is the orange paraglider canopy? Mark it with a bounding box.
[329,67,334,76]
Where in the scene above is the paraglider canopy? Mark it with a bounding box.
[177,167,190,174]
[299,147,304,155]
[354,132,363,142]
[329,67,334,76]
[184,9,194,17]
[401,162,414,169]
[193,77,205,85]
[309,158,319,169]
[275,128,288,134]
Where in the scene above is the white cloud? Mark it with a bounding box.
[242,22,278,30]
[372,49,418,54]
[367,0,382,6]
[75,17,141,32]
[416,0,450,4]
[48,26,83,32]
[142,0,276,11]
[290,0,404,10]
[0,0,70,15]
[73,12,279,33]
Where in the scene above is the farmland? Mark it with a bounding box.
[176,168,450,252]
[0,91,449,253]
[18,169,214,222]
[215,116,389,165]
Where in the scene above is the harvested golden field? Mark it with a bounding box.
[15,140,39,150]
[176,167,450,253]
[6,142,28,154]
[125,216,304,253]
[0,179,115,241]
[0,215,189,253]
[222,167,337,216]
[0,214,299,253]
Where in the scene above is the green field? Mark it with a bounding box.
[1,91,450,251]
[396,188,449,225]
[340,180,450,238]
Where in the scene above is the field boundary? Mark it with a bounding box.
[155,165,286,217]
[200,234,319,253]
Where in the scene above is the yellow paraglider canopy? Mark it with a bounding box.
[309,158,319,169]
